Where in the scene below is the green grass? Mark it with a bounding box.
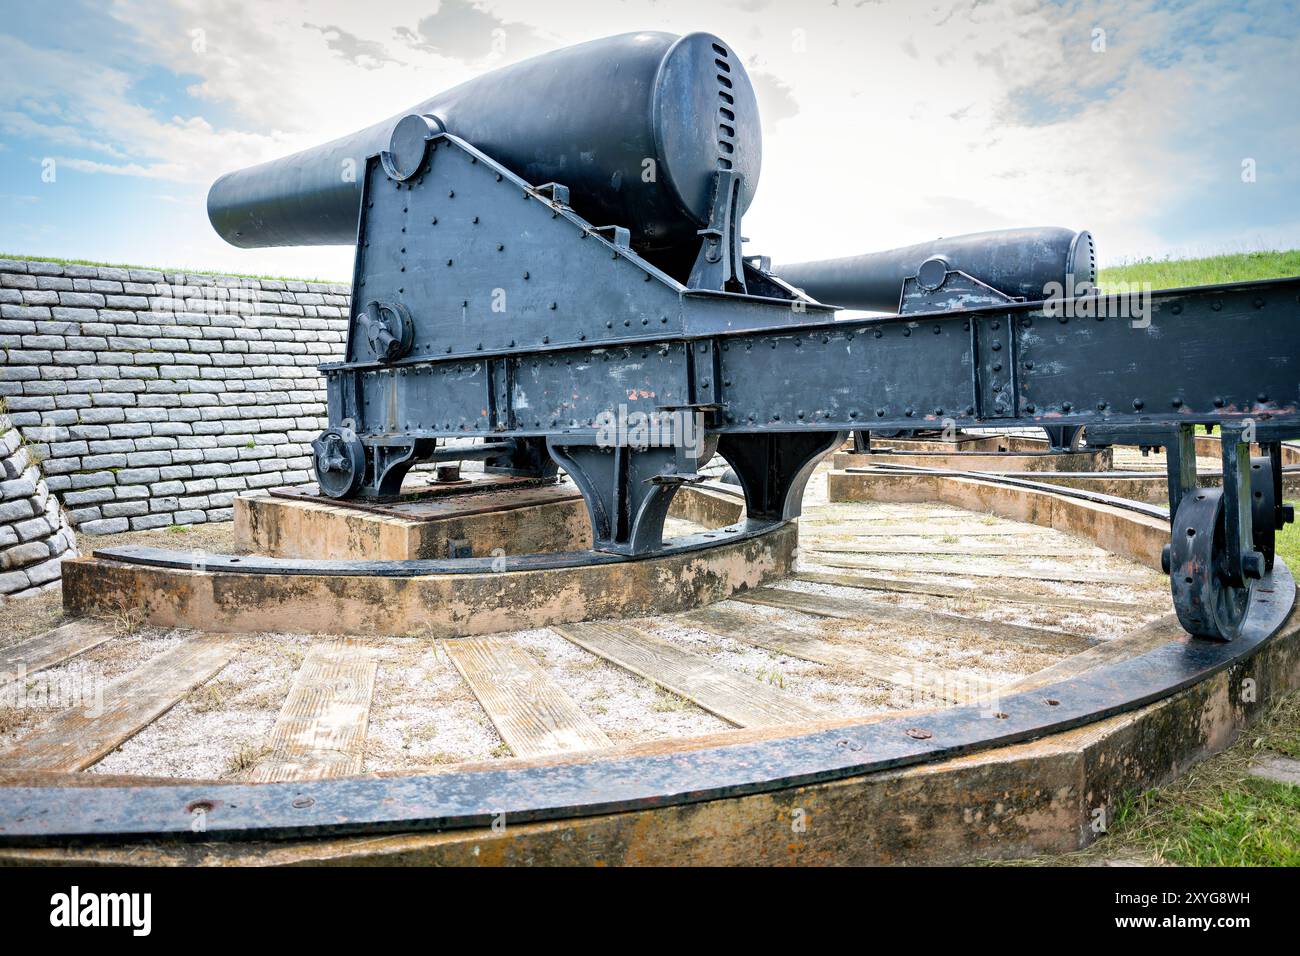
[0,251,342,284]
[1098,249,1300,291]
[1276,499,1300,574]
[997,690,1300,866]
[1098,688,1300,866]
[1006,500,1300,867]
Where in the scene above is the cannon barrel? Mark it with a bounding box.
[775,227,1096,312]
[208,31,759,255]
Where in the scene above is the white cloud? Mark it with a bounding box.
[54,157,188,178]
[0,0,1295,278]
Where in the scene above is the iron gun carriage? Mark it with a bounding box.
[209,30,1300,642]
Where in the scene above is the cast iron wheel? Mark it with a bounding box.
[1250,455,1277,572]
[1169,487,1253,641]
[312,428,366,499]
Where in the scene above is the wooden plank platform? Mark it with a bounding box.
[0,634,236,772]
[445,636,611,759]
[808,555,1140,586]
[809,543,1087,558]
[793,571,1142,615]
[802,523,1055,538]
[249,643,378,782]
[998,614,1188,695]
[735,587,1095,652]
[683,606,983,704]
[0,622,113,695]
[804,509,973,523]
[554,622,825,727]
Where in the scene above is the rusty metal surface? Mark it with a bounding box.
[1,561,1291,847]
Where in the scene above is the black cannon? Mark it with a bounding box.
[775,227,1096,315]
[209,30,1300,641]
[775,226,1097,451]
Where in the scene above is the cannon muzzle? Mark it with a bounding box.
[208,31,760,255]
[776,227,1096,312]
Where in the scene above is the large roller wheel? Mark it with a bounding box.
[1250,455,1278,572]
[312,428,366,499]
[1169,488,1253,641]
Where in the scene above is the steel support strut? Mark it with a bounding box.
[717,431,848,521]
[546,426,718,555]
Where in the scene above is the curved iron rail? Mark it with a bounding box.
[92,512,773,577]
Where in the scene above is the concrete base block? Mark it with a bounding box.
[235,484,592,560]
[61,520,795,638]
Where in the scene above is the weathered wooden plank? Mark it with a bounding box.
[249,643,378,782]
[0,634,236,772]
[793,571,1142,615]
[810,543,1086,557]
[735,587,1095,652]
[445,636,611,759]
[0,622,113,696]
[997,615,1186,695]
[554,622,825,727]
[683,606,986,704]
[803,522,1054,537]
[808,555,1140,586]
[805,509,973,523]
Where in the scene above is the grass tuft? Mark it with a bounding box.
[1098,250,1300,291]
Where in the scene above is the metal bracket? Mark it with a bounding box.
[900,269,1017,315]
[688,169,747,294]
[591,224,631,250]
[534,182,570,205]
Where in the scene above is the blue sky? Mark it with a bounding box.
[1,0,1298,280]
